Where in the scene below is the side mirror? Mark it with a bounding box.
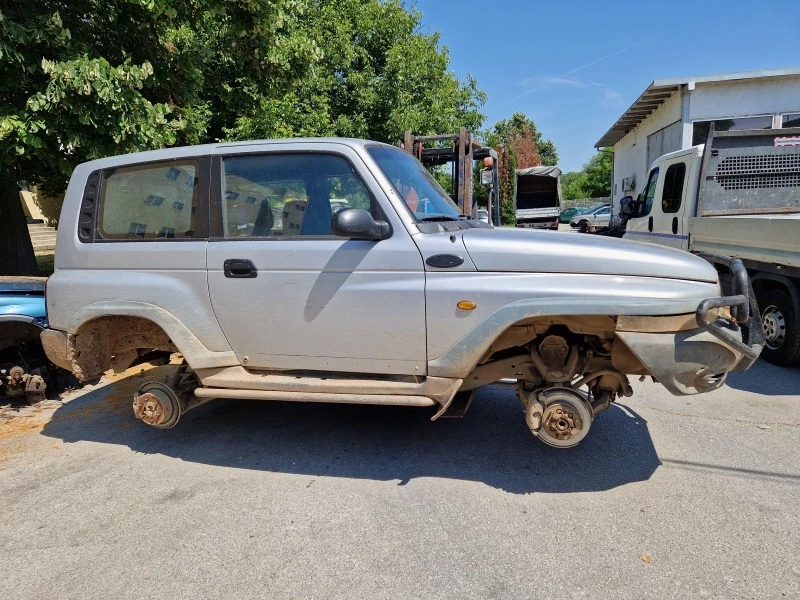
[331,208,391,241]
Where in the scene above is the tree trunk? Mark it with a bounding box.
[0,174,40,276]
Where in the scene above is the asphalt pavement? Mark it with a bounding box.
[1,360,798,600]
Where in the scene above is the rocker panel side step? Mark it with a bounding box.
[193,387,436,407]
[195,365,461,405]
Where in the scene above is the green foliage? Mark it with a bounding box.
[225,0,486,143]
[0,0,485,198]
[562,151,613,200]
[0,0,317,195]
[429,166,453,195]
[486,112,558,167]
[496,144,517,226]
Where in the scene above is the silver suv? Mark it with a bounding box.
[41,139,763,448]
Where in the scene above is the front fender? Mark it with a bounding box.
[427,295,714,379]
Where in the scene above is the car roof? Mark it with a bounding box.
[74,138,397,172]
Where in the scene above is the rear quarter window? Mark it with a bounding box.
[97,160,200,240]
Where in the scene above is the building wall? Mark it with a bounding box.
[19,187,65,228]
[689,76,800,122]
[610,90,683,211]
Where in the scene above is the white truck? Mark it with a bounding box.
[624,126,800,365]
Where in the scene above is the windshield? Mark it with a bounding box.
[367,145,463,221]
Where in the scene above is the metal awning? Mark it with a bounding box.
[594,83,681,148]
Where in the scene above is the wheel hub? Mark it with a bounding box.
[526,388,594,448]
[761,305,786,349]
[542,404,583,441]
[133,382,182,429]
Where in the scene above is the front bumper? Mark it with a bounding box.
[617,256,764,395]
[694,254,764,372]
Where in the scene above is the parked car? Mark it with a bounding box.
[571,204,611,232]
[559,207,586,223]
[42,139,762,448]
[476,209,489,223]
[0,277,72,403]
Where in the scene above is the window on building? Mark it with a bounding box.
[99,160,199,240]
[646,121,682,171]
[782,113,800,128]
[691,116,773,145]
[661,163,686,214]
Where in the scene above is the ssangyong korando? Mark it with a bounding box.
[41,139,763,447]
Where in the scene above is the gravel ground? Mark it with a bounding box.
[1,361,798,600]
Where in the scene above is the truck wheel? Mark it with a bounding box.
[758,289,800,365]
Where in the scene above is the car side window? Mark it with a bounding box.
[636,167,659,217]
[661,163,686,214]
[221,153,374,238]
[98,160,200,240]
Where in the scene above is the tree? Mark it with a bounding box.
[496,143,517,226]
[562,151,613,200]
[482,113,557,224]
[0,0,485,274]
[225,0,486,143]
[0,0,316,275]
[486,112,558,167]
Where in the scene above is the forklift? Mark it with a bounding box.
[401,128,500,225]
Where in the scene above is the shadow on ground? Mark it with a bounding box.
[41,373,660,494]
[725,359,800,395]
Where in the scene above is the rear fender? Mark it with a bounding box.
[44,302,238,381]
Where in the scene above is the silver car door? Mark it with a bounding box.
[206,142,427,376]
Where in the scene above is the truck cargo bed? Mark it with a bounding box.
[689,215,800,269]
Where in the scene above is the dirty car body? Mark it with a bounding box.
[42,138,763,447]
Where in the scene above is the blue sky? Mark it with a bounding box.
[414,0,800,172]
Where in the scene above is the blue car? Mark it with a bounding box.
[0,277,70,403]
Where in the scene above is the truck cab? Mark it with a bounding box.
[624,127,800,366]
[623,145,703,251]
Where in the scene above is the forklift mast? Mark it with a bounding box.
[401,127,499,224]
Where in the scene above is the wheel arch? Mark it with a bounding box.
[751,272,800,322]
[55,302,238,381]
[427,296,711,379]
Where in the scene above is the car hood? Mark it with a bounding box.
[461,228,719,283]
